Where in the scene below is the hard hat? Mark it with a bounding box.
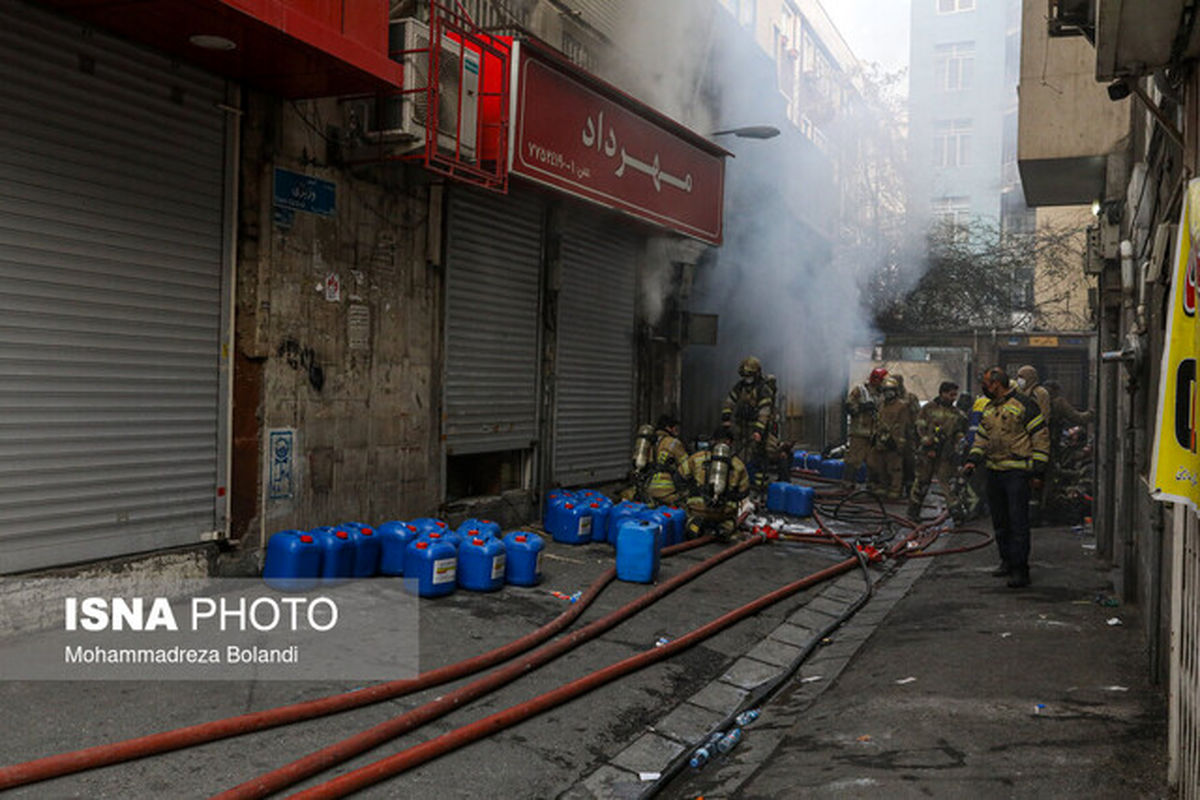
[738,356,762,378]
[882,376,899,390]
[869,367,888,384]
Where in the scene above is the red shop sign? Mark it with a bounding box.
[510,50,726,244]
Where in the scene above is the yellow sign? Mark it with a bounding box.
[1028,336,1059,347]
[1151,179,1200,507]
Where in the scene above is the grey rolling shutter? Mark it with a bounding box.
[0,2,228,572]
[553,215,639,485]
[444,189,544,454]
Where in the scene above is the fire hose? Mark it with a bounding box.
[282,554,863,799]
[0,538,713,791]
[210,535,763,799]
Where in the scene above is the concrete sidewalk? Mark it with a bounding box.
[671,523,1171,799]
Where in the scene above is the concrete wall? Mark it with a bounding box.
[1033,206,1096,330]
[233,93,442,549]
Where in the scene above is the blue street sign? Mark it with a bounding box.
[273,168,336,217]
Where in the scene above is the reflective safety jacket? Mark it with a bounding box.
[964,395,989,449]
[721,378,774,437]
[846,383,879,438]
[968,390,1050,473]
[647,429,689,500]
[874,395,913,450]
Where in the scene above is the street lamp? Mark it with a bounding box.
[711,125,781,140]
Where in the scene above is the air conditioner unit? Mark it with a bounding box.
[350,18,481,160]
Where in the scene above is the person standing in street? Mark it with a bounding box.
[844,367,887,488]
[962,366,1050,588]
[908,381,967,520]
[869,376,912,500]
[720,356,776,494]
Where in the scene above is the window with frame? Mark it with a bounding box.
[776,7,799,101]
[934,118,972,167]
[935,41,975,91]
[937,0,975,13]
[737,0,756,29]
[932,196,972,237]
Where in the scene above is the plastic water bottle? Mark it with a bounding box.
[716,727,743,754]
[688,732,723,769]
[734,709,760,727]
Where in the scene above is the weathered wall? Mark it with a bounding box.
[234,93,442,548]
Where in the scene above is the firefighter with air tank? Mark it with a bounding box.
[907,381,967,521]
[623,414,690,506]
[720,356,777,494]
[680,427,750,541]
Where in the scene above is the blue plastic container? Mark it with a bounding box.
[584,500,612,543]
[404,538,458,597]
[458,536,507,592]
[607,501,647,545]
[792,450,808,469]
[553,501,594,544]
[542,491,575,533]
[425,529,460,550]
[662,507,687,546]
[805,453,824,471]
[767,482,790,512]
[376,521,419,575]
[411,517,451,537]
[338,523,381,578]
[639,510,673,552]
[503,531,544,586]
[820,459,846,481]
[263,530,321,591]
[458,518,502,540]
[616,519,662,583]
[311,527,355,583]
[785,485,815,517]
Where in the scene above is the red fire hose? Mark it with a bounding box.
[211,535,764,800]
[284,554,862,799]
[0,537,713,791]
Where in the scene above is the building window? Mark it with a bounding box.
[935,41,975,91]
[1002,189,1037,236]
[737,0,756,29]
[775,7,799,102]
[1010,267,1035,311]
[937,0,975,13]
[934,118,972,167]
[561,32,596,71]
[932,196,972,236]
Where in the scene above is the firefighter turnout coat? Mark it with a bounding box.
[967,390,1051,473]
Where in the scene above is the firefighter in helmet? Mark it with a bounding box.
[720,355,777,493]
[619,423,660,502]
[845,367,887,487]
[645,413,689,506]
[907,381,967,520]
[869,376,913,499]
[680,427,750,541]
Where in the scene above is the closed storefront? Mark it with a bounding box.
[443,187,545,497]
[553,211,639,485]
[0,1,231,572]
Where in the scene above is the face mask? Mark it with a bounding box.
[1016,378,1028,390]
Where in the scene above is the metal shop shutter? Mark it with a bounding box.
[553,214,639,485]
[0,2,229,572]
[444,189,544,455]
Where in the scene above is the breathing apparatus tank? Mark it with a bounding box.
[708,443,732,499]
[632,424,655,471]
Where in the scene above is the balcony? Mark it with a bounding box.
[1017,0,1130,206]
[1095,0,1198,81]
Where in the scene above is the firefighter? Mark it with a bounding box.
[645,413,689,506]
[844,367,886,487]
[869,376,913,499]
[894,374,921,497]
[680,427,750,541]
[1016,365,1052,525]
[962,366,1050,588]
[720,356,776,493]
[908,381,967,521]
[618,423,659,502]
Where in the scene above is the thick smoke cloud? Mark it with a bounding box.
[604,0,883,431]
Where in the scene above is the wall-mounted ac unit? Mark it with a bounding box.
[347,18,481,160]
